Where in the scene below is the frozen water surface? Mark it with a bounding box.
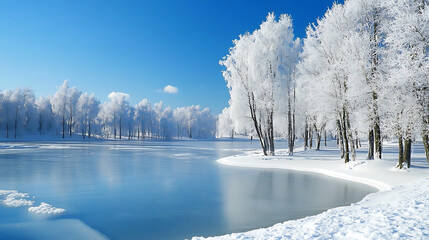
[0,140,376,239]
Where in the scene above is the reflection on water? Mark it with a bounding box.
[0,140,376,239]
[221,168,374,233]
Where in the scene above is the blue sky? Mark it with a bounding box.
[0,0,341,114]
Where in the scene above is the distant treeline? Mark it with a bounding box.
[0,80,216,139]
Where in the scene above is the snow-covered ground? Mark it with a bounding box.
[193,141,429,240]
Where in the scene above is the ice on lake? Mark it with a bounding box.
[0,140,376,239]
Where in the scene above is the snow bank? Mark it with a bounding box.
[217,143,428,191]
[194,141,429,239]
[28,202,65,214]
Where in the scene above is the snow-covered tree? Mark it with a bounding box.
[172,105,215,139]
[381,0,429,167]
[221,13,300,155]
[20,88,37,134]
[134,99,153,139]
[105,92,130,139]
[217,107,235,138]
[0,89,24,138]
[77,93,100,139]
[51,80,82,138]
[0,80,216,141]
[297,3,354,161]
[127,106,135,140]
[35,97,54,135]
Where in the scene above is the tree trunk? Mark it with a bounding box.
[119,116,122,139]
[404,138,412,168]
[324,130,327,147]
[374,121,382,159]
[247,91,275,156]
[287,95,293,155]
[292,83,296,151]
[398,135,404,168]
[316,130,321,151]
[342,108,350,163]
[368,129,374,159]
[114,113,116,139]
[262,137,268,155]
[39,113,42,135]
[269,137,275,155]
[292,87,296,154]
[346,111,356,161]
[355,131,359,149]
[314,124,321,151]
[304,120,308,151]
[268,110,275,156]
[337,119,345,159]
[309,126,313,149]
[62,114,65,139]
[14,108,18,138]
[248,93,267,156]
[70,104,73,137]
[423,134,429,165]
[371,12,382,160]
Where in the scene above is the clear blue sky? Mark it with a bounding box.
[0,0,341,114]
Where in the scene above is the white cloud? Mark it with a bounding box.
[28,202,65,214]
[1,189,65,214]
[1,190,34,207]
[163,85,178,94]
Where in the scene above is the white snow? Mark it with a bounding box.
[28,202,65,214]
[193,141,429,239]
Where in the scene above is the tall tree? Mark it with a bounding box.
[221,13,299,156]
[381,0,429,166]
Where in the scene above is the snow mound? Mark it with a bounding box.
[28,202,65,214]
[194,177,429,240]
[0,190,34,207]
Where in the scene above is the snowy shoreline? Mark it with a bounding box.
[218,153,390,191]
[194,142,429,239]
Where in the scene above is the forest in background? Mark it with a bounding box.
[0,80,216,140]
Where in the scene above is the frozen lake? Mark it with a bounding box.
[0,140,376,239]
